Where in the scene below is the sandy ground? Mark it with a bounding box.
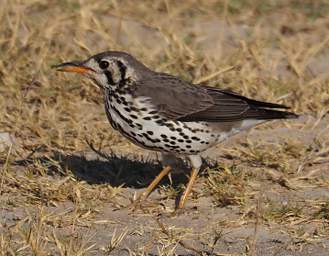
[1,115,329,255]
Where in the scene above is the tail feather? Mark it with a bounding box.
[247,107,298,120]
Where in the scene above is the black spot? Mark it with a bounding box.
[169,141,176,145]
[124,107,131,112]
[147,131,154,135]
[176,128,182,132]
[149,110,157,115]
[130,106,139,112]
[160,134,167,138]
[143,116,152,120]
[186,145,191,149]
[163,138,170,143]
[191,136,200,141]
[120,96,128,104]
[140,108,148,111]
[205,142,209,145]
[185,140,192,144]
[152,115,160,119]
[136,123,143,130]
[130,132,136,136]
[170,136,177,140]
[130,115,138,119]
[177,139,184,143]
[190,150,196,153]
[183,135,189,140]
[156,120,164,125]
[112,106,133,125]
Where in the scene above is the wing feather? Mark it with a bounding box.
[133,73,297,122]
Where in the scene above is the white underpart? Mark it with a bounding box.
[108,93,266,155]
[108,93,218,154]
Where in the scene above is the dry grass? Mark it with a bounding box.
[1,0,329,255]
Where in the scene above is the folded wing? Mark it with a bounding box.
[134,73,298,122]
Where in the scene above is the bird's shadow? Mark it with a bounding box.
[56,151,187,189]
[16,150,196,189]
[15,142,216,189]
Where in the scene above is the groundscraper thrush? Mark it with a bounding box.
[55,51,298,209]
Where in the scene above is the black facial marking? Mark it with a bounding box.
[116,60,127,82]
[104,70,115,85]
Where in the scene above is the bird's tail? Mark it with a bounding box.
[247,107,299,120]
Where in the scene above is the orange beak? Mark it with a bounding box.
[53,61,94,74]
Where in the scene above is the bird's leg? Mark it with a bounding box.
[177,155,202,209]
[134,165,172,204]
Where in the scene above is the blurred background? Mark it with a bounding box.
[0,1,329,255]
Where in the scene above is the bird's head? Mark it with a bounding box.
[54,51,150,89]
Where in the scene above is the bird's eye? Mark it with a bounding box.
[99,60,109,69]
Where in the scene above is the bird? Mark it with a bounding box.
[54,51,298,209]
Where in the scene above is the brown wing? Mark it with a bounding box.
[134,73,297,122]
